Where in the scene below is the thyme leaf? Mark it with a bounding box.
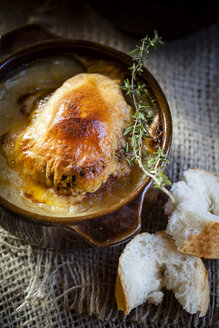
[123,31,174,202]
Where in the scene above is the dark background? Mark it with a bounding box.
[0,0,218,39]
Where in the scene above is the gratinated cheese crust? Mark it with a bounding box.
[3,73,132,197]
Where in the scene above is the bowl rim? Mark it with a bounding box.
[0,38,172,225]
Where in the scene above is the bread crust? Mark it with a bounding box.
[196,259,209,316]
[115,271,130,315]
[180,221,219,259]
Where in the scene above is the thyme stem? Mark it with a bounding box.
[123,31,175,203]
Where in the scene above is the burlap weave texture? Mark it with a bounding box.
[0,2,218,327]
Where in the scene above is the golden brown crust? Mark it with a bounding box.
[181,222,219,259]
[115,271,130,315]
[3,73,131,197]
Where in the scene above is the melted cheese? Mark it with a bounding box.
[3,73,132,200]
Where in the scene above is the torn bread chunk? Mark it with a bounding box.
[115,231,209,317]
[165,169,219,259]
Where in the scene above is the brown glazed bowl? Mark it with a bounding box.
[0,24,172,250]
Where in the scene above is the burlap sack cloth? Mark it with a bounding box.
[0,2,218,327]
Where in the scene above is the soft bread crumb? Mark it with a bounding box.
[165,169,219,258]
[115,232,209,316]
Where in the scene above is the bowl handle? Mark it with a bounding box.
[0,24,61,60]
[66,187,159,248]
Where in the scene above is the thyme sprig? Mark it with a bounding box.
[122,31,175,202]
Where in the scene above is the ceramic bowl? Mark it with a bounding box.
[0,24,172,250]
